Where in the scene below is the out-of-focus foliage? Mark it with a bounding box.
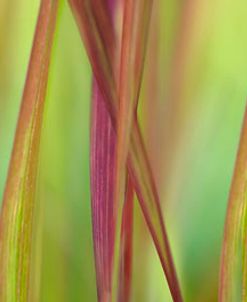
[0,0,247,301]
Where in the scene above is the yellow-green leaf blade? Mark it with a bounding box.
[0,0,59,300]
[219,105,247,301]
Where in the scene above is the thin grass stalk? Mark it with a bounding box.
[117,175,134,302]
[112,0,153,300]
[219,105,247,301]
[111,0,135,294]
[0,0,59,300]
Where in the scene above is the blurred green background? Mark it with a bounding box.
[0,0,247,301]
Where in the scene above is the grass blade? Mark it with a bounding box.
[118,175,134,302]
[219,105,247,301]
[0,0,59,300]
[91,81,134,302]
[90,2,118,301]
[113,0,153,300]
[91,80,115,302]
[69,1,183,300]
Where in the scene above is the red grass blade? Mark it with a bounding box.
[91,80,115,302]
[91,81,135,302]
[0,0,59,300]
[219,105,247,301]
[69,1,183,301]
[89,1,119,301]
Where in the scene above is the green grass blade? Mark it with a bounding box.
[0,0,59,300]
[219,105,247,301]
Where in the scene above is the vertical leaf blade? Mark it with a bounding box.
[90,1,118,301]
[0,0,59,300]
[91,80,115,302]
[118,176,134,302]
[113,0,153,300]
[219,106,247,301]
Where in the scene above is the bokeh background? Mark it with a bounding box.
[0,0,247,301]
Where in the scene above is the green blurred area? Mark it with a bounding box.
[0,0,247,301]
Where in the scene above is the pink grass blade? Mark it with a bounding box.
[219,105,247,301]
[91,80,116,302]
[91,80,134,302]
[90,1,118,301]
[0,1,59,300]
[69,1,183,300]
